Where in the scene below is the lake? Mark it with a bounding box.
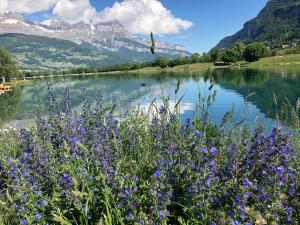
[1,67,300,130]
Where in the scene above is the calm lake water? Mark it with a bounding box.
[1,67,300,130]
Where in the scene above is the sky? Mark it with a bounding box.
[0,0,269,53]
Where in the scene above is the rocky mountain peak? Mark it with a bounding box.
[45,20,71,30]
[0,12,190,70]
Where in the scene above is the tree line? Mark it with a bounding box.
[209,42,271,64]
[26,42,271,77]
[0,42,281,81]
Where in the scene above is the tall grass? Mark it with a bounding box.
[0,83,299,224]
[274,96,300,158]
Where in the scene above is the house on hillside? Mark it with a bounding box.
[282,44,290,49]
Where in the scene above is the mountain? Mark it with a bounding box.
[0,12,190,71]
[215,0,300,49]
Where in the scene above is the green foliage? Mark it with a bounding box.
[244,42,270,62]
[233,43,246,61]
[154,56,169,68]
[221,48,240,64]
[167,57,191,67]
[211,42,270,64]
[216,0,300,49]
[201,52,212,63]
[284,47,300,55]
[210,48,222,62]
[191,53,201,64]
[0,46,20,82]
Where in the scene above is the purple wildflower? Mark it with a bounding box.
[34,213,42,220]
[154,170,161,178]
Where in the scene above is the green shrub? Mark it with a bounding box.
[244,43,270,62]
[0,45,20,82]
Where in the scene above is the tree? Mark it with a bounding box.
[191,53,201,64]
[233,42,246,60]
[170,57,188,66]
[221,49,240,64]
[0,46,20,82]
[154,56,168,68]
[76,67,85,74]
[210,48,222,62]
[201,52,212,63]
[244,43,270,62]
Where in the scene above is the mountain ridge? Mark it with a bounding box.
[215,0,300,49]
[0,12,190,71]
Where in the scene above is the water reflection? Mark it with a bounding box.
[0,68,300,129]
[212,68,300,120]
[0,88,23,125]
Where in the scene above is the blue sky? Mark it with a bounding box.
[6,0,268,53]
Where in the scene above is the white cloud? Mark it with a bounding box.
[0,0,8,12]
[52,0,97,24]
[0,0,193,35]
[97,0,193,35]
[0,0,58,13]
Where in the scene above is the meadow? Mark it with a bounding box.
[246,54,300,68]
[0,82,299,225]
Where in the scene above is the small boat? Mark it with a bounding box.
[141,83,146,86]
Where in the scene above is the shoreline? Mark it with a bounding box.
[24,70,128,80]
[24,63,300,81]
[8,54,300,82]
[21,63,215,80]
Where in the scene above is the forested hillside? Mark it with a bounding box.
[215,0,300,49]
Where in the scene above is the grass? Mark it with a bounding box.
[133,54,300,74]
[129,54,300,75]
[227,54,300,71]
[248,54,300,67]
[133,63,214,74]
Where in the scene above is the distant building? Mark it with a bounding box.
[282,44,290,49]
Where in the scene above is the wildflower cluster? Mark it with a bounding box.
[0,85,299,224]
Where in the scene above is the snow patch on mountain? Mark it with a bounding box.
[0,11,190,56]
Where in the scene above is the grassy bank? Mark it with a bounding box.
[129,54,300,74]
[247,54,300,67]
[5,79,33,87]
[18,64,214,80]
[133,63,213,74]
[0,86,299,225]
[226,54,300,69]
